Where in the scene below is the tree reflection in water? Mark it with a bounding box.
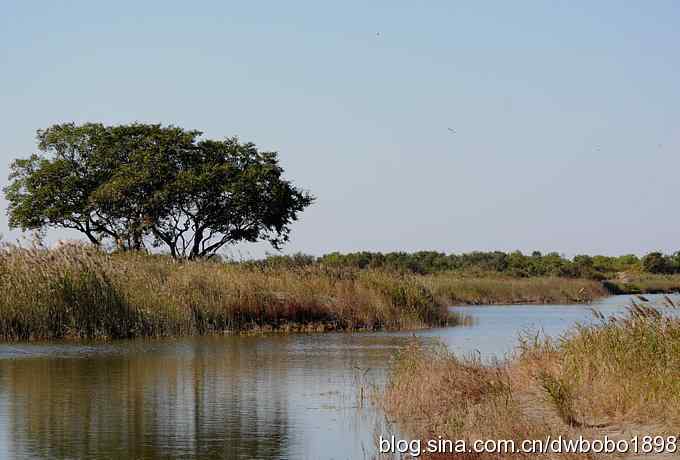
[0,338,290,459]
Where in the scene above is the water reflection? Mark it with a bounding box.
[0,294,675,459]
[1,339,291,459]
[0,335,409,460]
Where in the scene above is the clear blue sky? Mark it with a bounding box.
[1,1,679,258]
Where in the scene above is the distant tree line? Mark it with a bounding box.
[245,250,680,279]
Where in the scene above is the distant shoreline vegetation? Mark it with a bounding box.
[245,250,680,278]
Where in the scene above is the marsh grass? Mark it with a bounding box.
[521,298,680,429]
[421,274,607,305]
[381,342,589,459]
[0,244,615,342]
[0,244,452,341]
[381,302,680,458]
[604,273,680,295]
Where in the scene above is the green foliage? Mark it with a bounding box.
[642,251,672,274]
[248,250,657,279]
[4,123,314,258]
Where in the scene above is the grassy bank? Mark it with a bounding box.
[520,299,680,429]
[604,273,680,295]
[381,301,680,458]
[0,245,619,342]
[422,274,607,305]
[381,343,583,459]
[0,245,451,341]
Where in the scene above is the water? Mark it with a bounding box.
[0,294,674,459]
[419,293,678,360]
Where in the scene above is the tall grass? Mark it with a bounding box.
[0,244,614,342]
[0,244,452,341]
[421,274,607,305]
[520,298,680,429]
[381,342,588,459]
[381,302,680,459]
[603,273,680,295]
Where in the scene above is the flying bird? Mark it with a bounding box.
[447,128,456,133]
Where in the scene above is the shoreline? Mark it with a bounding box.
[2,245,679,343]
[2,290,672,344]
[380,301,680,459]
[448,292,677,308]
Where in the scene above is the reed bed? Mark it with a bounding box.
[381,342,589,459]
[520,297,680,429]
[604,273,680,295]
[0,244,452,341]
[380,302,680,458]
[420,274,608,305]
[0,244,621,342]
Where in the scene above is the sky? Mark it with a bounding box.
[1,1,679,258]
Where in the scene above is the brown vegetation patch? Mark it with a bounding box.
[0,244,452,341]
[380,302,680,459]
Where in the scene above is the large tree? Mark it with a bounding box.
[4,123,314,258]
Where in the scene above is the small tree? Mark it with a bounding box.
[5,123,314,258]
[641,252,671,274]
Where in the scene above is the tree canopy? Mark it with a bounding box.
[244,249,680,278]
[4,123,314,258]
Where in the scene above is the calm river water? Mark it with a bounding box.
[0,294,674,459]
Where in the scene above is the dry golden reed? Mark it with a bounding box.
[381,342,590,459]
[520,299,680,430]
[0,244,451,340]
[381,302,680,459]
[421,274,607,305]
[0,243,610,342]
